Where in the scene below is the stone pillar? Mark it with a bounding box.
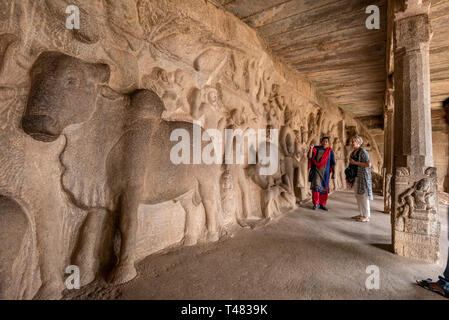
[383,0,395,214]
[383,106,394,214]
[391,0,440,263]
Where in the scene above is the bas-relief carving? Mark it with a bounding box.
[0,195,36,300]
[246,141,296,220]
[396,167,410,177]
[332,137,346,190]
[297,125,312,200]
[280,109,300,194]
[397,167,437,218]
[220,167,237,225]
[0,0,384,298]
[221,108,256,226]
[22,54,224,285]
[142,67,194,116]
[393,166,440,262]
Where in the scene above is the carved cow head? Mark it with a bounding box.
[22,52,110,141]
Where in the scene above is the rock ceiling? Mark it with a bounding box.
[211,0,449,121]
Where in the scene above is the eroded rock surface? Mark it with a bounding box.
[0,0,384,299]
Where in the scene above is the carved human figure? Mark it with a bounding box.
[247,140,294,219]
[308,113,317,143]
[293,129,303,190]
[333,137,346,190]
[105,0,144,51]
[399,175,436,217]
[220,167,236,225]
[189,86,220,120]
[297,126,312,200]
[280,125,300,194]
[22,53,223,285]
[298,124,315,200]
[223,108,253,225]
[269,84,287,112]
[265,84,288,130]
[265,104,280,131]
[143,67,193,115]
[315,109,325,141]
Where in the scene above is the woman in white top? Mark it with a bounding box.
[348,135,373,222]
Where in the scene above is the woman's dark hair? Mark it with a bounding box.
[321,136,330,143]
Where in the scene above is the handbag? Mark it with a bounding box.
[345,148,361,186]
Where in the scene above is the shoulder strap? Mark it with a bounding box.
[357,148,366,161]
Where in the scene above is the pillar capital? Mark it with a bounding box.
[395,0,430,20]
[395,13,432,51]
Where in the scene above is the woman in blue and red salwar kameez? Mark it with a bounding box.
[308,136,336,211]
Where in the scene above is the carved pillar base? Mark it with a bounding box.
[392,167,440,263]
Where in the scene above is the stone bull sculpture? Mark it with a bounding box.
[22,52,222,284]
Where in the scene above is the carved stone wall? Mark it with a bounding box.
[0,0,383,299]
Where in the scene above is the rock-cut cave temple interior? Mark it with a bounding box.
[0,0,449,300]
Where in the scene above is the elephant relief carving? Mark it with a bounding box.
[22,52,223,285]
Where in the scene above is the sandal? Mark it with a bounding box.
[416,278,448,298]
[357,217,370,222]
[351,215,363,220]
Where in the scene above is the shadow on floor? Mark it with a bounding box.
[371,243,393,253]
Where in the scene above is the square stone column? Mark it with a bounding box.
[383,106,394,214]
[392,0,440,262]
[383,0,395,214]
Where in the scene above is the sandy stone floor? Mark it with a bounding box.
[64,191,449,300]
